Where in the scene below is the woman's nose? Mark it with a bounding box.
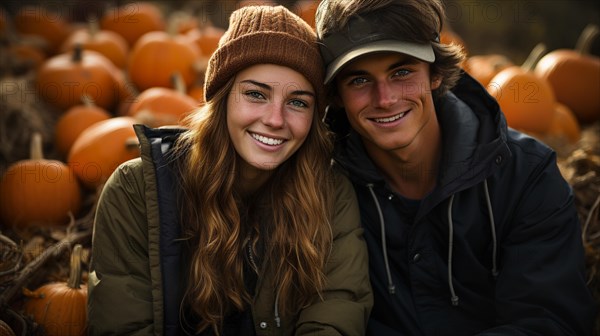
[262,103,285,128]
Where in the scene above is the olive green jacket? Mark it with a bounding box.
[87,125,373,335]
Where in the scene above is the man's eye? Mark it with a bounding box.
[394,69,411,77]
[350,77,368,85]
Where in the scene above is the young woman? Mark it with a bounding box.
[87,5,372,336]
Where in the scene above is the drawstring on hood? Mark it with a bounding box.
[446,178,498,307]
[367,179,498,306]
[274,288,281,327]
[447,194,459,306]
[367,183,396,295]
[484,179,499,278]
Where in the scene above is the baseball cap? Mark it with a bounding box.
[319,13,436,84]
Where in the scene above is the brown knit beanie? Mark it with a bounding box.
[204,5,325,116]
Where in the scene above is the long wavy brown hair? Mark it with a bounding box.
[171,77,334,334]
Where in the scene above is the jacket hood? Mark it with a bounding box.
[329,72,510,192]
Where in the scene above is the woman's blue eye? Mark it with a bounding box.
[245,91,265,99]
[290,99,308,108]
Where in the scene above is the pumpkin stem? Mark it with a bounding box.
[167,14,180,37]
[80,94,95,107]
[171,72,187,94]
[30,132,43,160]
[67,244,83,289]
[575,24,599,55]
[87,16,100,39]
[72,43,83,63]
[22,287,45,299]
[521,43,547,72]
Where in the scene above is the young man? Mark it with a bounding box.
[316,0,597,335]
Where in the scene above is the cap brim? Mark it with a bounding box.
[324,40,435,84]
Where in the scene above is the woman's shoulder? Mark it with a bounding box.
[330,168,361,235]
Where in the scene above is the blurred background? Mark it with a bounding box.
[2,0,600,64]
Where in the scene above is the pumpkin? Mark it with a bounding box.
[545,102,581,145]
[440,27,468,55]
[113,69,139,116]
[463,54,514,87]
[128,72,199,127]
[188,83,205,104]
[23,244,87,336]
[100,2,166,47]
[60,18,129,68]
[68,116,139,190]
[169,10,199,34]
[0,133,81,229]
[7,42,47,69]
[13,6,70,55]
[487,43,556,134]
[534,24,600,124]
[0,7,8,37]
[128,28,202,91]
[293,0,320,29]
[36,45,122,111]
[185,24,226,58]
[54,95,111,157]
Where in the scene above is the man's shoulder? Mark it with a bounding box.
[506,128,555,163]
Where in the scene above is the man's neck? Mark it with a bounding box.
[364,131,441,200]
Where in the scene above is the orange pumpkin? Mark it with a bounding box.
[545,103,581,145]
[23,244,87,336]
[54,95,111,157]
[128,72,199,127]
[13,6,70,55]
[0,7,8,37]
[36,45,122,111]
[169,10,199,34]
[188,84,205,104]
[61,19,129,68]
[100,2,166,47]
[128,30,202,91]
[7,42,47,69]
[185,25,225,58]
[293,0,320,29]
[440,27,468,55]
[463,54,514,87]
[0,133,81,229]
[68,116,139,190]
[113,69,139,115]
[534,24,600,124]
[487,43,556,134]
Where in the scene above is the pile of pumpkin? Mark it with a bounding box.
[460,24,600,145]
[0,1,598,335]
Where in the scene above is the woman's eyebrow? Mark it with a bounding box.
[239,79,272,91]
[241,79,315,98]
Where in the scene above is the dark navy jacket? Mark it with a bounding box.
[326,72,597,335]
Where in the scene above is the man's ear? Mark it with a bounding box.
[431,75,442,90]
